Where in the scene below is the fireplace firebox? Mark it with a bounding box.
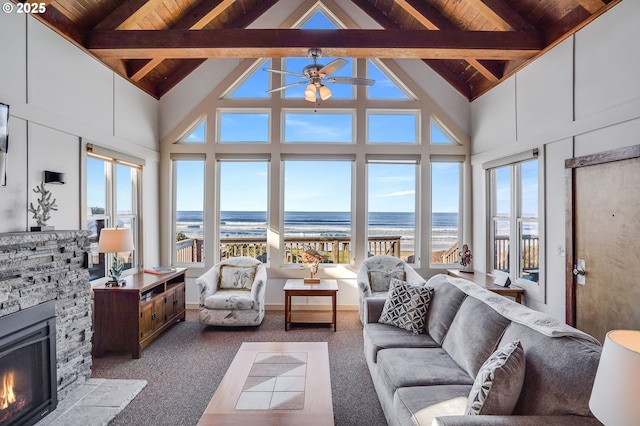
[0,301,57,426]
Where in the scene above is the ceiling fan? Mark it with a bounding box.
[264,48,375,102]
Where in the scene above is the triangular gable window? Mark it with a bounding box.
[431,120,457,145]
[367,60,410,99]
[180,121,206,143]
[284,10,354,99]
[227,59,270,99]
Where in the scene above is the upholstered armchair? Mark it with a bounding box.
[357,255,426,325]
[196,256,267,326]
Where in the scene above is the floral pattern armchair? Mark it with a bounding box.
[196,256,267,326]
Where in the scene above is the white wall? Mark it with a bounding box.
[0,13,161,267]
[470,1,640,320]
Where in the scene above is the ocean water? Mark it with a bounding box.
[176,211,460,252]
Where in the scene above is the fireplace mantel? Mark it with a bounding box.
[0,230,92,401]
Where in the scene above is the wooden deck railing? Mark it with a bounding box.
[175,235,539,269]
[493,235,539,271]
[174,235,402,263]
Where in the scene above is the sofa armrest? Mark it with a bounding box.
[433,415,601,426]
[364,297,386,323]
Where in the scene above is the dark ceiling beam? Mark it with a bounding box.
[394,0,501,82]
[155,0,280,97]
[349,0,472,98]
[86,29,543,60]
[128,0,236,81]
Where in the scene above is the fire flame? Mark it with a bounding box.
[0,370,16,410]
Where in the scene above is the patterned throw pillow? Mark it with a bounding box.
[218,265,257,291]
[378,278,433,334]
[465,341,526,416]
[368,269,406,292]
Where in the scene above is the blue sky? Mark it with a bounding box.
[87,10,463,215]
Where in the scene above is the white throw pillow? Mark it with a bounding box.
[218,265,257,291]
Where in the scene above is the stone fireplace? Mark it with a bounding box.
[0,231,92,424]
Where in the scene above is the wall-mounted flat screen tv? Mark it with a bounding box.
[0,102,8,187]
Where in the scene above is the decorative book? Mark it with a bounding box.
[144,266,177,275]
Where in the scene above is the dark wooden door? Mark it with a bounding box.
[566,145,640,343]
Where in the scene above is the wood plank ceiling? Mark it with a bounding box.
[23,0,619,100]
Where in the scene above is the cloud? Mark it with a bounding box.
[379,190,415,197]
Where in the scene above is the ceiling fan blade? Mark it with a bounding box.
[318,59,348,76]
[327,77,375,86]
[266,80,308,93]
[263,68,306,78]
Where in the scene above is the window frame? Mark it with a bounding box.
[429,159,463,269]
[486,152,544,299]
[85,150,142,283]
[172,156,207,267]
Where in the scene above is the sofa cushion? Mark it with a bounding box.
[394,385,470,426]
[218,264,256,290]
[363,322,439,363]
[379,279,433,334]
[500,323,602,417]
[425,275,468,344]
[204,291,255,310]
[377,348,474,390]
[442,296,511,378]
[465,341,525,415]
[368,268,406,292]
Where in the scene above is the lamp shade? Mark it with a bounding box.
[97,227,134,253]
[589,330,640,426]
[304,83,317,102]
[318,84,332,100]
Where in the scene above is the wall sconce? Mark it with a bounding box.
[44,171,66,184]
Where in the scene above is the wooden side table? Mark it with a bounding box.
[446,269,525,304]
[284,279,338,331]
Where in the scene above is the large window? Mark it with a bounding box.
[86,154,140,281]
[174,159,205,264]
[431,161,461,265]
[283,160,352,264]
[489,155,540,284]
[164,7,469,273]
[219,161,269,262]
[367,161,417,262]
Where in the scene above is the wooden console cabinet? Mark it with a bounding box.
[93,268,186,358]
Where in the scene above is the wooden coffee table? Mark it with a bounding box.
[284,279,338,331]
[197,342,334,425]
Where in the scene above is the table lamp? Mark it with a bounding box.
[98,227,134,286]
[589,329,640,426]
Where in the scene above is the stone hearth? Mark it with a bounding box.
[0,230,92,402]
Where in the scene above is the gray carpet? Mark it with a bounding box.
[91,310,387,425]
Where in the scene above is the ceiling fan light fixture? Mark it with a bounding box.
[304,83,317,102]
[319,84,332,100]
